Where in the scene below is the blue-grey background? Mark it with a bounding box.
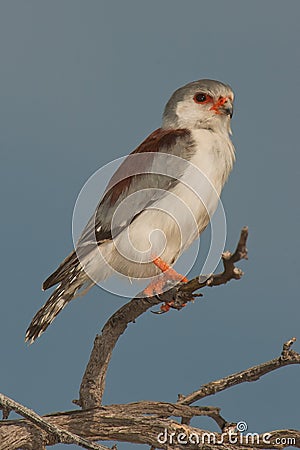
[1,1,299,448]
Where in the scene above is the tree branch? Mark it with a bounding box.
[0,393,109,450]
[178,338,300,406]
[181,226,248,294]
[77,227,249,409]
[1,405,299,449]
[1,338,299,448]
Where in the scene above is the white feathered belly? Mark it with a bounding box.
[86,130,234,280]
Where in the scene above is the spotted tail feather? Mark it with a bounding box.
[25,282,83,343]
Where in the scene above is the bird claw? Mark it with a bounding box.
[151,299,188,315]
[151,308,167,315]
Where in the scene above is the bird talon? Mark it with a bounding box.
[152,299,188,315]
[151,308,167,315]
[160,301,174,312]
[151,301,174,314]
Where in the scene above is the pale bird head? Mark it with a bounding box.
[162,79,234,133]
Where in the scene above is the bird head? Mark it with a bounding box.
[162,79,234,133]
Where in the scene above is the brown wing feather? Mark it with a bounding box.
[42,127,192,291]
[106,128,190,204]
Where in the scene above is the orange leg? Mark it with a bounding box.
[152,256,188,283]
[144,256,188,312]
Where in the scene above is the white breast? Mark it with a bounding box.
[189,129,235,193]
[167,129,235,234]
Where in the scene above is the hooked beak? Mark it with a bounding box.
[210,97,233,118]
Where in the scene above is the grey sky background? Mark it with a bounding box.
[1,1,300,449]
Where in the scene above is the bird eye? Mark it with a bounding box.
[193,93,208,103]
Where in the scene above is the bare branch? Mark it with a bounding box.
[78,228,249,409]
[76,294,162,409]
[1,406,299,449]
[180,226,248,294]
[1,339,299,449]
[178,338,300,406]
[102,401,220,419]
[0,392,109,450]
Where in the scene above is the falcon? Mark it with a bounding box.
[26,79,235,343]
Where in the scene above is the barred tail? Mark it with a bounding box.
[25,282,83,343]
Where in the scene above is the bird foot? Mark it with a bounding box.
[144,255,189,313]
[152,256,188,283]
[153,300,188,314]
[143,256,188,297]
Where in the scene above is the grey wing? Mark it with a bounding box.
[43,128,194,290]
[43,173,179,290]
[78,129,194,250]
[77,172,178,248]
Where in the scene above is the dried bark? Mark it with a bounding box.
[1,391,300,449]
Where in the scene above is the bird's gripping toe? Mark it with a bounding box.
[144,256,188,313]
